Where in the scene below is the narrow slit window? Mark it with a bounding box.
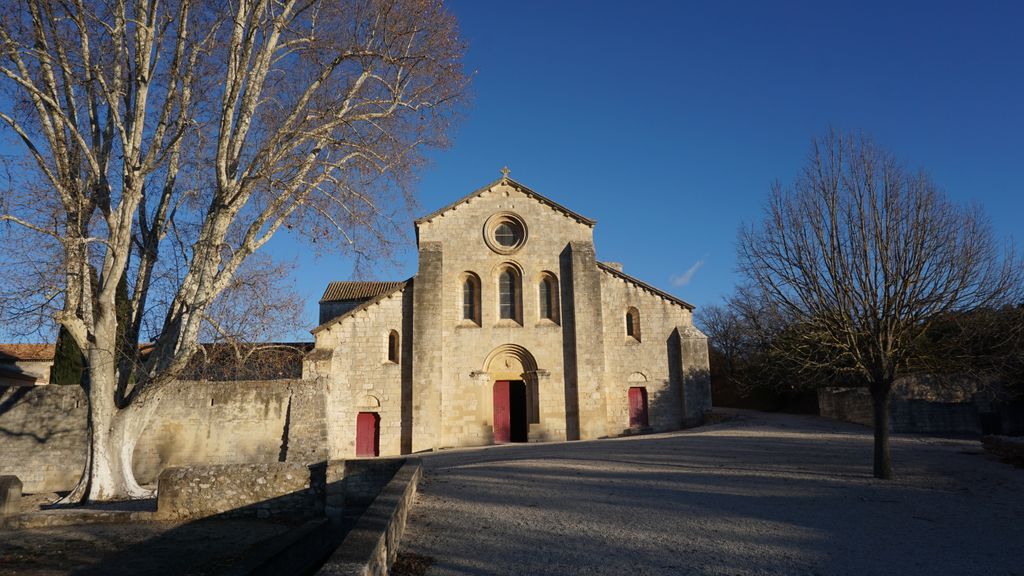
[539,278,551,319]
[626,307,641,341]
[387,330,399,363]
[463,277,478,322]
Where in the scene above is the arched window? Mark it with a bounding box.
[387,330,399,363]
[626,307,641,341]
[538,273,559,323]
[461,273,481,325]
[498,267,521,323]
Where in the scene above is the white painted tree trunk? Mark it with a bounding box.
[84,399,154,501]
[62,347,158,503]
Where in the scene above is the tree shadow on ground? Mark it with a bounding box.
[400,414,1024,576]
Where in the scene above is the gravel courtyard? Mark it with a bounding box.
[398,410,1023,576]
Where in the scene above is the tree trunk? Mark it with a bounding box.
[84,404,152,502]
[61,361,157,503]
[870,384,893,479]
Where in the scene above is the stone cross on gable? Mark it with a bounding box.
[500,166,510,179]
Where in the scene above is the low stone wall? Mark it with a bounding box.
[0,380,327,493]
[0,475,21,520]
[317,459,422,576]
[819,390,985,434]
[817,388,873,427]
[156,463,322,520]
[151,458,417,575]
[154,458,405,523]
[891,399,980,434]
[325,458,405,517]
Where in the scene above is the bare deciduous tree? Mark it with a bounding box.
[738,130,1021,479]
[0,0,466,501]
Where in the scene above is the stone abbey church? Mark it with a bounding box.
[0,172,712,493]
[303,172,712,458]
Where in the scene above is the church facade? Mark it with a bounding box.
[303,173,711,457]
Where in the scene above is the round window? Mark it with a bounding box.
[494,222,520,247]
[483,212,528,254]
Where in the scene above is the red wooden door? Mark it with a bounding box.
[628,387,649,428]
[356,412,380,457]
[493,380,511,443]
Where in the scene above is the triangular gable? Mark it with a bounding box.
[414,176,597,229]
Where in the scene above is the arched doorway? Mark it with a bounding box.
[356,412,380,457]
[493,380,528,443]
[484,345,538,444]
[628,387,649,428]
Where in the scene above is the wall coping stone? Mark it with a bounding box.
[316,458,422,576]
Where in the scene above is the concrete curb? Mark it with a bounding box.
[316,458,422,576]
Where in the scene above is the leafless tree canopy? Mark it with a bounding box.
[737,130,1021,478]
[0,0,467,501]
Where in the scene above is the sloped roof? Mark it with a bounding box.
[312,279,411,334]
[0,343,55,362]
[414,176,596,228]
[321,281,407,303]
[596,262,695,311]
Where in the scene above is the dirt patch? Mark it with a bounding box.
[393,552,435,576]
[0,517,299,575]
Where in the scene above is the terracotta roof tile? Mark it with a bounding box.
[0,343,55,361]
[320,281,406,302]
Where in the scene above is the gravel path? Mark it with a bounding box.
[398,410,1023,576]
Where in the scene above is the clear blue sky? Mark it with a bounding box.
[5,1,1022,342]
[270,0,1022,339]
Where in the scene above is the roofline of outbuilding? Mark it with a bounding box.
[413,176,597,230]
[595,262,695,311]
[319,281,407,303]
[310,278,412,335]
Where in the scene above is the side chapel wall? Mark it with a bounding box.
[598,269,695,433]
[314,289,410,459]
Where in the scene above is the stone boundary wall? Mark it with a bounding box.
[818,387,1003,434]
[817,388,874,427]
[155,462,321,520]
[0,379,327,493]
[890,399,980,434]
[0,386,86,492]
[154,458,406,523]
[325,458,405,517]
[317,458,422,576]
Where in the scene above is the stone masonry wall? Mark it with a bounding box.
[155,462,319,520]
[0,385,85,492]
[416,183,595,447]
[598,269,697,434]
[313,180,712,453]
[313,289,409,459]
[0,379,326,493]
[819,387,985,434]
